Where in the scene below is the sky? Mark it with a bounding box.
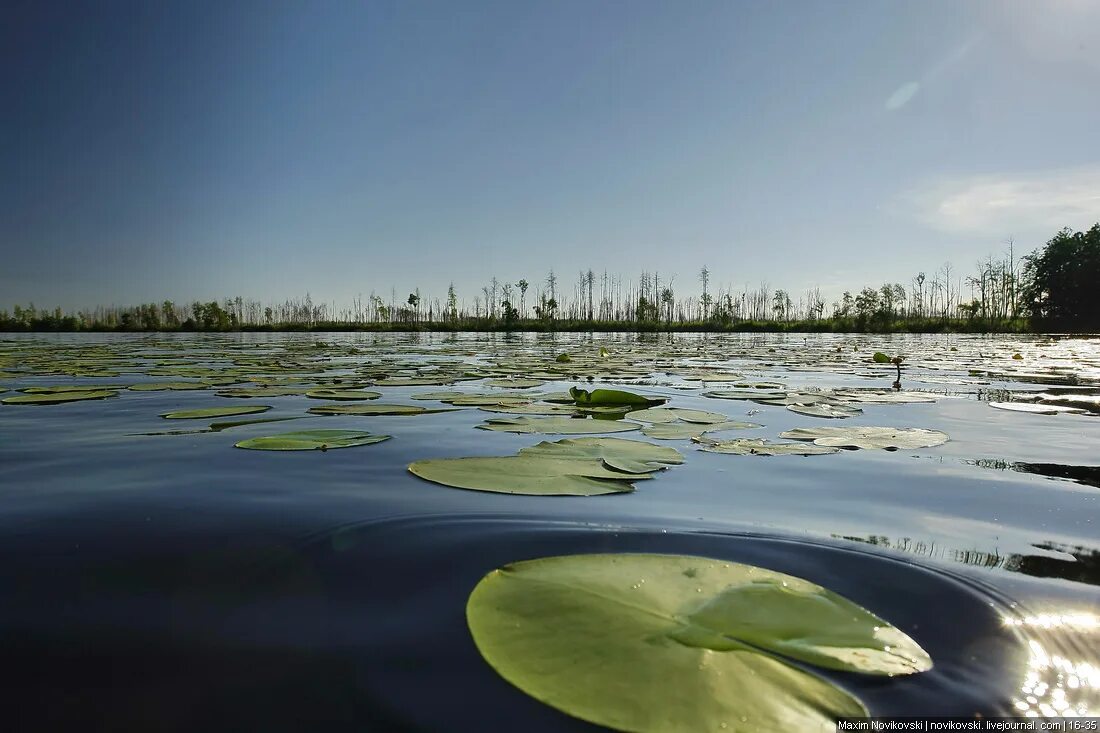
[2,0,1099,311]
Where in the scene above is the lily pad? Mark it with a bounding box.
[780,426,949,450]
[630,407,729,424]
[786,403,862,419]
[160,405,272,420]
[304,389,382,401]
[129,382,208,391]
[408,455,644,495]
[467,553,931,732]
[307,403,456,416]
[2,389,118,405]
[485,379,545,389]
[518,437,683,474]
[640,420,762,440]
[20,385,126,393]
[477,416,640,435]
[987,401,1086,415]
[704,389,787,401]
[235,429,391,451]
[478,403,579,416]
[569,386,665,408]
[216,386,311,398]
[694,437,841,456]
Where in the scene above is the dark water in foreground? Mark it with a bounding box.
[0,332,1097,729]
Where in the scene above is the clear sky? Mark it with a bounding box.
[3,0,1098,311]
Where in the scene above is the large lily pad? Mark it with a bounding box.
[518,437,683,474]
[235,429,391,451]
[694,437,841,456]
[408,456,645,495]
[569,386,665,408]
[641,420,762,440]
[307,403,456,416]
[629,407,729,424]
[478,416,640,435]
[467,553,931,732]
[304,388,382,401]
[160,405,272,420]
[988,401,1086,415]
[786,403,862,419]
[2,389,118,405]
[780,426,949,450]
[129,382,208,391]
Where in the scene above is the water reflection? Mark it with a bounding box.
[838,535,1100,586]
[1006,613,1100,717]
[967,458,1100,489]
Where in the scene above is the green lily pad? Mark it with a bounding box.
[485,379,545,389]
[467,553,931,732]
[235,429,391,451]
[694,437,841,456]
[20,385,126,393]
[518,437,683,474]
[569,386,666,408]
[160,405,272,420]
[704,389,787,401]
[629,407,729,424]
[2,389,118,405]
[478,403,579,415]
[411,391,473,401]
[216,386,311,398]
[833,390,937,404]
[478,416,640,435]
[129,382,208,391]
[873,352,891,363]
[641,421,762,440]
[408,455,645,495]
[305,389,382,401]
[779,426,949,450]
[307,403,456,416]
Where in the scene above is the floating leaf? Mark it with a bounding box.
[987,401,1086,415]
[304,388,382,401]
[694,437,840,456]
[780,426,949,450]
[484,379,545,389]
[20,385,126,394]
[786,403,862,419]
[408,455,644,495]
[518,437,683,474]
[640,421,762,440]
[555,353,572,363]
[569,386,665,408]
[873,352,891,363]
[477,416,640,435]
[2,389,118,405]
[478,403,579,415]
[630,407,729,424]
[129,382,207,391]
[307,403,455,416]
[216,386,310,398]
[467,553,931,732]
[160,405,272,420]
[704,389,787,401]
[235,429,390,451]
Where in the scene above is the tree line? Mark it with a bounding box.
[3,224,1097,333]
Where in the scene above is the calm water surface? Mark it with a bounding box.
[1,332,1097,729]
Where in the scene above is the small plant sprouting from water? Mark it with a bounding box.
[873,351,905,389]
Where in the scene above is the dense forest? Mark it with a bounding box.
[3,224,1097,333]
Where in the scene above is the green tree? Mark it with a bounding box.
[1023,224,1100,329]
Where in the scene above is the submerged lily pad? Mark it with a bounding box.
[160,405,272,420]
[235,429,391,451]
[569,386,666,408]
[467,553,931,732]
[694,436,841,456]
[408,455,645,495]
[478,416,640,435]
[780,426,949,450]
[2,389,118,405]
[307,403,456,416]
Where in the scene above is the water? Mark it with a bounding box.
[1,332,1097,728]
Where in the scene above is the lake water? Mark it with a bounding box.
[1,332,1097,729]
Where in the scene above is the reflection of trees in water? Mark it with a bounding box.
[966,458,1100,489]
[837,535,1100,587]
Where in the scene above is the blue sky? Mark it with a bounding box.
[2,0,1098,311]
